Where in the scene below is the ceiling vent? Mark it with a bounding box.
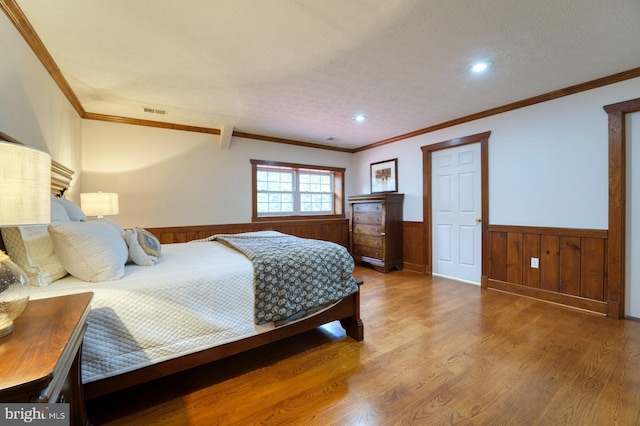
[143,107,167,115]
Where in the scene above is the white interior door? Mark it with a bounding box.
[432,143,482,284]
[626,111,640,318]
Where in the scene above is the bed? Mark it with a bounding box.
[0,161,363,400]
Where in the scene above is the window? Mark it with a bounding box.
[251,160,345,221]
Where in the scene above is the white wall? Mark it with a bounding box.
[4,3,640,309]
[0,13,82,199]
[81,120,356,228]
[353,77,640,230]
[627,111,640,318]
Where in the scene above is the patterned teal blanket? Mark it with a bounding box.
[212,231,359,324]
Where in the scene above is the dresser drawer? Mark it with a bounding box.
[353,244,381,260]
[353,223,383,236]
[353,203,383,213]
[353,234,382,248]
[353,212,383,225]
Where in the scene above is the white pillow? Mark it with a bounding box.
[97,217,126,238]
[57,196,88,221]
[1,226,67,286]
[50,195,71,221]
[48,220,128,282]
[125,228,161,266]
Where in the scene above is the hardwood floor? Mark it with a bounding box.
[86,266,640,425]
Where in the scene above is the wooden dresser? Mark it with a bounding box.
[348,193,404,273]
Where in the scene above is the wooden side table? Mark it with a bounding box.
[0,292,93,426]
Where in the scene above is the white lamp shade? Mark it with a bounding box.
[0,142,51,225]
[81,192,119,217]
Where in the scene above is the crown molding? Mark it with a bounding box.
[232,131,355,153]
[4,0,640,154]
[1,0,85,117]
[83,112,221,135]
[356,66,640,152]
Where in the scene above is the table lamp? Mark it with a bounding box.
[80,192,119,218]
[0,141,51,338]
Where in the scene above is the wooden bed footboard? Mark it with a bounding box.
[83,282,363,400]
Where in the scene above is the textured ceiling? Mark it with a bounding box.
[13,0,640,149]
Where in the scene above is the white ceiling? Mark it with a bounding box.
[14,0,640,149]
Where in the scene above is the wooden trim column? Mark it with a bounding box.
[604,97,640,318]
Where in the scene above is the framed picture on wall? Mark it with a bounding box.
[370,158,398,193]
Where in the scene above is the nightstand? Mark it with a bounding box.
[0,292,93,426]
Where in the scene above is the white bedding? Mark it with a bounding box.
[30,241,274,383]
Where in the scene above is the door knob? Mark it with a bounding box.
[476,218,482,223]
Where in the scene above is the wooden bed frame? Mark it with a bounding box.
[42,160,364,400]
[85,288,362,399]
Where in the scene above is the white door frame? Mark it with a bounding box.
[421,131,491,286]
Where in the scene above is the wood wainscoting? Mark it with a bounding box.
[403,221,426,273]
[147,219,426,273]
[145,218,350,247]
[146,222,611,316]
[487,225,608,315]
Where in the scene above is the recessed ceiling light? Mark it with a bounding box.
[353,114,367,122]
[469,61,493,73]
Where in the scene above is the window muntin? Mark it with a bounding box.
[252,160,344,220]
[256,169,294,214]
[299,171,333,213]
